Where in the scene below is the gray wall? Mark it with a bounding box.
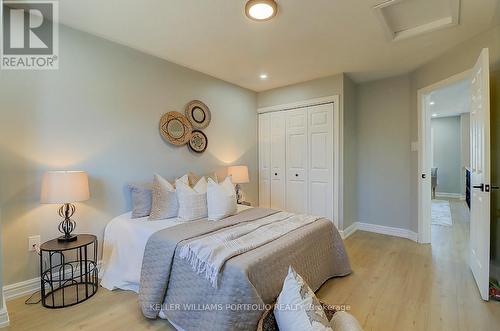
[431,116,462,195]
[342,75,358,229]
[0,25,258,285]
[460,113,471,196]
[356,75,412,230]
[257,74,343,109]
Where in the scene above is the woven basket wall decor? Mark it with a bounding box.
[185,100,211,129]
[159,111,193,146]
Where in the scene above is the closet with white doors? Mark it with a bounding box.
[258,101,336,222]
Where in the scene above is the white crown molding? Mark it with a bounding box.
[0,296,9,328]
[340,221,418,242]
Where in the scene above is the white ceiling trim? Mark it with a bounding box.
[373,0,461,42]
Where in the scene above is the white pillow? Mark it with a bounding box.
[274,266,333,331]
[207,177,237,221]
[176,176,208,221]
[329,311,363,331]
[149,174,177,220]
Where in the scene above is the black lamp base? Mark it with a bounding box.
[57,234,78,242]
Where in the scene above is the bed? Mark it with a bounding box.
[101,206,351,331]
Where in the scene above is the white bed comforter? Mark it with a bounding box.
[100,205,252,292]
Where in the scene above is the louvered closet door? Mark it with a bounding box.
[285,108,308,214]
[258,113,271,208]
[308,103,333,219]
[270,112,286,210]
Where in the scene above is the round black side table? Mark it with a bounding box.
[40,234,98,308]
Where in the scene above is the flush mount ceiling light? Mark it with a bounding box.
[430,101,435,105]
[260,73,268,79]
[245,0,278,21]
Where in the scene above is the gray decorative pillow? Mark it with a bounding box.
[149,174,178,220]
[129,183,152,218]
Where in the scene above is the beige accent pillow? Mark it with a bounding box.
[188,171,218,186]
[149,174,178,220]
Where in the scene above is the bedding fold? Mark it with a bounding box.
[179,212,321,288]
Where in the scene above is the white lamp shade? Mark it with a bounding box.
[40,171,90,204]
[227,166,250,184]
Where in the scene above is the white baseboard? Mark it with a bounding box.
[340,222,418,242]
[3,260,102,302]
[340,222,357,239]
[0,296,9,328]
[3,278,40,302]
[436,192,464,199]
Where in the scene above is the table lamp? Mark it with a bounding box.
[41,171,90,242]
[227,165,249,204]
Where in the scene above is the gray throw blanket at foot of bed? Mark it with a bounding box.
[139,208,351,331]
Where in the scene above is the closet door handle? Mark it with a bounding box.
[295,174,299,177]
[274,172,278,176]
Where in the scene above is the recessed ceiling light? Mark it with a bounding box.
[432,113,438,117]
[260,73,268,79]
[430,101,435,105]
[245,0,278,21]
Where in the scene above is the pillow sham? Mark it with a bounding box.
[149,174,178,220]
[129,183,153,218]
[207,176,237,221]
[274,266,333,331]
[329,311,364,331]
[176,176,208,221]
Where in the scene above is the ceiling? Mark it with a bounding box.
[57,0,500,91]
[429,78,471,118]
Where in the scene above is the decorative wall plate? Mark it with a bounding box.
[185,100,211,129]
[159,111,193,146]
[188,130,208,153]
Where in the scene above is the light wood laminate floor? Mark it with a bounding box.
[5,200,500,330]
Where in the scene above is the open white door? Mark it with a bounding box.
[469,48,491,301]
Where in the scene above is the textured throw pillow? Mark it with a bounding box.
[274,266,333,331]
[129,183,153,218]
[149,174,178,220]
[329,312,363,331]
[207,176,237,221]
[176,176,208,221]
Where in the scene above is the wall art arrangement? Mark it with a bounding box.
[159,100,211,153]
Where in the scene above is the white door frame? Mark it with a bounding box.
[417,71,471,243]
[258,95,342,229]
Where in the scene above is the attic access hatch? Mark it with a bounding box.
[373,0,460,41]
